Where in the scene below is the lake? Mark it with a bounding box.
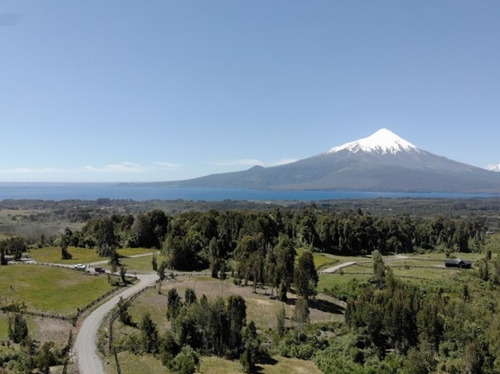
[0,183,496,201]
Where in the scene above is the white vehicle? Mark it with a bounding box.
[74,263,86,270]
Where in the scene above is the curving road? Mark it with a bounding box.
[73,273,158,374]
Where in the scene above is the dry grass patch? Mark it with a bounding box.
[117,275,344,335]
[200,355,322,374]
[106,352,169,374]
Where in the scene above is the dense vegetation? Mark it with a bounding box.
[54,207,487,267]
[2,198,500,373]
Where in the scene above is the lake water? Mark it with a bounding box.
[0,183,496,201]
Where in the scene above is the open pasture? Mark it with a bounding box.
[0,264,113,315]
[316,251,487,292]
[28,246,153,265]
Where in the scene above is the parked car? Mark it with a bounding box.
[74,263,86,270]
[94,267,106,273]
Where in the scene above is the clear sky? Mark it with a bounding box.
[1,1,499,182]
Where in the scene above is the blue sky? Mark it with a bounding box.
[1,1,499,182]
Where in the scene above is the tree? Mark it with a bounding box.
[275,236,296,302]
[463,340,487,374]
[276,303,286,338]
[117,297,132,326]
[234,235,259,285]
[184,288,197,306]
[157,261,168,294]
[119,265,127,284]
[402,344,436,374]
[108,249,121,273]
[0,248,6,265]
[140,313,159,354]
[0,237,26,261]
[171,345,199,374]
[60,227,73,260]
[493,258,500,285]
[294,250,318,300]
[167,288,182,320]
[84,217,117,254]
[372,250,386,288]
[240,321,259,373]
[152,253,158,271]
[209,237,221,278]
[478,258,490,281]
[13,335,37,374]
[227,295,247,356]
[147,209,170,248]
[37,341,57,374]
[160,330,180,367]
[8,313,28,344]
[293,296,310,324]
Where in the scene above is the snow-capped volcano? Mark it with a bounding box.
[486,164,500,172]
[157,128,500,193]
[328,128,419,155]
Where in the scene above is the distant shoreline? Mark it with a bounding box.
[0,183,498,202]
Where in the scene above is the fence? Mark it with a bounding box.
[61,329,73,374]
[72,286,122,325]
[108,284,157,374]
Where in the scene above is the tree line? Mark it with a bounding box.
[56,207,486,262]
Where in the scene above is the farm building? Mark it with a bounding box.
[444,258,472,269]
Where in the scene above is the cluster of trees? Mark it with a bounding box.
[0,237,27,263]
[115,288,265,374]
[0,312,67,374]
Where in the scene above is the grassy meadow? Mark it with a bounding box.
[28,246,153,265]
[0,264,113,315]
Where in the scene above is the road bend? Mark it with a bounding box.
[73,273,158,374]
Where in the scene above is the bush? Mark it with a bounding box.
[170,346,199,374]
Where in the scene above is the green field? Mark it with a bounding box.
[28,246,153,266]
[0,264,113,314]
[316,251,487,293]
[296,248,339,270]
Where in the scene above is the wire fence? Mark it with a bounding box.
[108,284,157,374]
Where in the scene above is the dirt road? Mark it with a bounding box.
[73,273,158,374]
[320,261,356,274]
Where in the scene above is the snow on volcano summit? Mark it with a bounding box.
[486,164,500,172]
[328,128,420,155]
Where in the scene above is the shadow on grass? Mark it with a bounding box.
[309,298,344,314]
[283,295,344,314]
[254,356,279,372]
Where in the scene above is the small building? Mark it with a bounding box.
[445,258,472,269]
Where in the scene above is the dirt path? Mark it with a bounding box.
[73,273,158,374]
[320,261,356,274]
[87,252,154,266]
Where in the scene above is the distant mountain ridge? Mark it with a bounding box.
[156,129,500,193]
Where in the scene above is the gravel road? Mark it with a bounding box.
[73,273,158,374]
[320,261,356,274]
